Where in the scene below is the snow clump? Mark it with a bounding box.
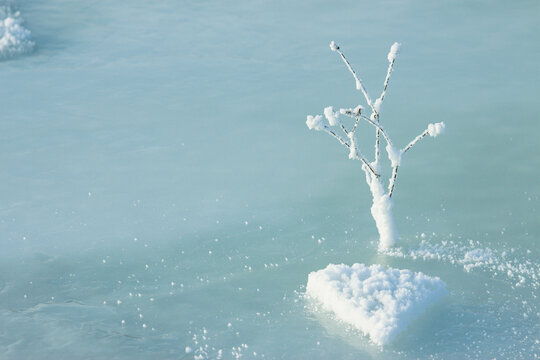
[427,122,445,137]
[306,263,447,345]
[386,144,402,167]
[306,115,325,131]
[323,106,340,126]
[387,42,401,63]
[0,8,34,60]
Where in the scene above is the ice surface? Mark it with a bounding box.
[306,263,447,345]
[1,0,539,359]
[0,6,34,59]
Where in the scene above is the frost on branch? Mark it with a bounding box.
[305,42,445,250]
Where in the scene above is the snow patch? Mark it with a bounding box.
[0,7,34,60]
[306,263,447,345]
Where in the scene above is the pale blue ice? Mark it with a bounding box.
[0,0,539,359]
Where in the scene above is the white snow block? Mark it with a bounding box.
[306,263,447,345]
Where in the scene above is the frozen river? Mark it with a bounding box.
[1,0,539,358]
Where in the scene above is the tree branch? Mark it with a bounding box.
[360,115,392,146]
[331,44,377,115]
[388,165,399,197]
[323,126,350,148]
[377,59,396,106]
[401,129,429,154]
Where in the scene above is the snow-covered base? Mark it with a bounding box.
[371,194,399,250]
[306,263,447,345]
[365,175,399,250]
[0,7,34,60]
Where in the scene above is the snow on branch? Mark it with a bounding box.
[305,42,445,250]
[330,41,376,114]
[402,122,445,154]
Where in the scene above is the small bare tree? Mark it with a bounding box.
[306,42,445,250]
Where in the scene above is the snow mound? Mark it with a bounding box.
[0,7,34,60]
[306,263,447,345]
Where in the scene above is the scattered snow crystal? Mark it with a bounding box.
[387,42,401,63]
[329,41,338,52]
[323,106,340,126]
[306,115,324,131]
[306,263,447,345]
[427,122,445,137]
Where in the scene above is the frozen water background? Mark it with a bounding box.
[1,0,539,359]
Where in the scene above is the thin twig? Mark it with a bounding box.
[388,165,399,197]
[324,127,350,147]
[375,131,380,164]
[378,59,395,105]
[334,48,377,114]
[362,160,380,178]
[374,57,396,166]
[402,129,429,154]
[360,115,392,146]
[351,115,361,134]
[347,131,380,178]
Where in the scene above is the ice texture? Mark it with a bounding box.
[306,263,447,345]
[0,7,34,60]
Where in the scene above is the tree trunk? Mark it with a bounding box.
[368,178,399,250]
